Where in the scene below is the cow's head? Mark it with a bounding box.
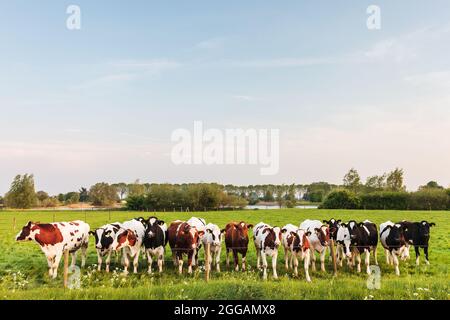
[292,229,311,254]
[179,223,205,249]
[346,220,359,241]
[205,224,222,247]
[314,225,330,247]
[323,218,341,240]
[16,221,38,241]
[134,217,149,228]
[232,221,253,242]
[112,229,137,251]
[336,223,352,258]
[145,216,165,239]
[90,225,119,250]
[419,221,435,238]
[272,226,282,247]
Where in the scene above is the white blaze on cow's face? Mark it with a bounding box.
[336,225,352,258]
[273,227,282,247]
[206,227,222,246]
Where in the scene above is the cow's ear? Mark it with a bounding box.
[430,222,436,227]
[206,229,212,234]
[158,220,165,226]
[306,231,312,236]
[220,228,226,234]
[281,228,287,233]
[314,228,320,234]
[358,222,364,227]
[337,219,341,223]
[247,224,254,229]
[198,231,205,237]
[89,231,95,236]
[322,220,328,224]
[341,223,347,227]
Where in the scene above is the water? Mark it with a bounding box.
[245,205,318,210]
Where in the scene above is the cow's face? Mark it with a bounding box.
[419,221,435,238]
[134,217,149,228]
[295,229,311,251]
[180,223,204,248]
[234,222,253,242]
[90,227,116,250]
[146,217,165,239]
[323,218,341,240]
[16,221,37,241]
[206,227,222,246]
[314,225,329,247]
[112,229,137,251]
[347,221,359,241]
[336,224,352,258]
[273,227,282,247]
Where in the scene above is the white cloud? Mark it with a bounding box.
[196,37,225,50]
[404,71,450,88]
[231,95,259,102]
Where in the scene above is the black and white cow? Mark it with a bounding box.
[398,220,435,265]
[337,220,378,274]
[379,221,409,276]
[322,218,343,266]
[90,222,123,272]
[142,216,168,273]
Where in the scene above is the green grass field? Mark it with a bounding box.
[0,209,448,300]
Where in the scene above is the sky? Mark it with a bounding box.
[0,0,449,194]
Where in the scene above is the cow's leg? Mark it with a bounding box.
[132,250,140,274]
[320,249,326,272]
[272,251,278,279]
[215,247,221,272]
[122,249,130,275]
[392,251,400,276]
[146,250,153,274]
[105,250,112,273]
[187,251,194,274]
[364,249,370,275]
[193,247,198,267]
[242,249,247,271]
[310,250,316,271]
[233,249,239,271]
[423,246,430,265]
[70,252,76,268]
[81,244,87,268]
[304,249,311,282]
[171,249,178,267]
[261,250,268,280]
[414,246,420,265]
[47,256,54,277]
[226,248,230,268]
[385,249,391,265]
[256,247,261,269]
[96,250,103,271]
[52,252,63,279]
[293,253,299,276]
[177,252,183,274]
[356,252,362,273]
[284,247,289,271]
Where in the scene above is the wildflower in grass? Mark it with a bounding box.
[413,292,419,296]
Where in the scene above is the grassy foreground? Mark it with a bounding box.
[0,209,448,300]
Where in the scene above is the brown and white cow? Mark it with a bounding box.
[281,225,312,282]
[16,220,90,279]
[168,220,204,274]
[222,221,253,271]
[253,222,282,280]
[299,219,330,272]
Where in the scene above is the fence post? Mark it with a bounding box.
[205,242,211,282]
[109,210,111,221]
[63,249,69,288]
[13,217,16,231]
[330,239,338,277]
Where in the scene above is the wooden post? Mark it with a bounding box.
[330,239,338,277]
[205,243,211,282]
[63,250,69,288]
[13,217,16,231]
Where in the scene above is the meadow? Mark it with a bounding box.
[0,209,448,300]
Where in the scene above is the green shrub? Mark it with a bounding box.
[321,189,361,209]
[360,191,410,210]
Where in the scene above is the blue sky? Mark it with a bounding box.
[1,1,449,194]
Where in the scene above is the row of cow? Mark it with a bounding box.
[15,217,435,281]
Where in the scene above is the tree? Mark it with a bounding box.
[419,181,443,190]
[4,174,37,209]
[64,192,80,204]
[321,189,361,209]
[36,191,49,202]
[365,174,386,192]
[112,182,128,200]
[343,168,361,192]
[89,183,118,206]
[386,168,405,191]
[79,187,89,202]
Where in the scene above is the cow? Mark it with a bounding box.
[322,218,343,265]
[186,217,207,267]
[299,219,330,272]
[168,220,204,274]
[282,225,312,282]
[281,224,297,270]
[90,222,123,272]
[379,221,409,275]
[398,220,435,265]
[142,216,168,274]
[202,223,223,272]
[253,222,282,280]
[337,220,378,274]
[16,220,89,279]
[111,219,146,275]
[222,221,253,272]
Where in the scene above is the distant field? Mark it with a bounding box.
[0,209,448,300]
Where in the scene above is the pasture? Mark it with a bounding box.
[0,209,448,300]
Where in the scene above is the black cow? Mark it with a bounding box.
[142,216,168,273]
[90,222,122,272]
[322,218,341,241]
[398,220,435,265]
[344,220,378,274]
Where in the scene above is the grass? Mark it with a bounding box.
[0,209,448,300]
